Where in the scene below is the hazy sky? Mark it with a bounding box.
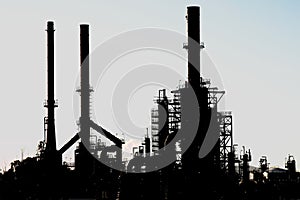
[0,0,299,170]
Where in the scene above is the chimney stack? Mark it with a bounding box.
[187,6,201,88]
[79,24,91,142]
[45,21,57,154]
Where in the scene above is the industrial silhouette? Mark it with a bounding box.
[0,6,299,200]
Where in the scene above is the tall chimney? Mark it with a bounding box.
[187,6,201,88]
[45,21,57,153]
[80,24,90,143]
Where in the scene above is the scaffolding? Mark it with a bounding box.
[169,90,181,133]
[219,111,233,171]
[151,108,159,153]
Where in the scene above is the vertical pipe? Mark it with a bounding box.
[45,21,57,153]
[187,6,200,88]
[80,24,90,143]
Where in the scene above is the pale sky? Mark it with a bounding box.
[0,0,299,170]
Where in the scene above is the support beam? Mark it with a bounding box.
[90,120,124,148]
[58,133,80,154]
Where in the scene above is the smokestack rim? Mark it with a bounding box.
[46,21,55,31]
[80,24,89,35]
[187,5,200,9]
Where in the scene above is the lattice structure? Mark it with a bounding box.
[151,88,182,154]
[219,111,233,171]
[151,108,159,153]
[169,90,181,133]
[207,85,225,108]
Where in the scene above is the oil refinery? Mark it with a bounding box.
[0,5,299,200]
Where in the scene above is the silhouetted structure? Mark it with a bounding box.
[44,21,60,165]
[1,5,300,200]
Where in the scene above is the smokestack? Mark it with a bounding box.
[187,6,201,88]
[45,21,57,153]
[79,24,90,142]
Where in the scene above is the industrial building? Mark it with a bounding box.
[0,5,299,200]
